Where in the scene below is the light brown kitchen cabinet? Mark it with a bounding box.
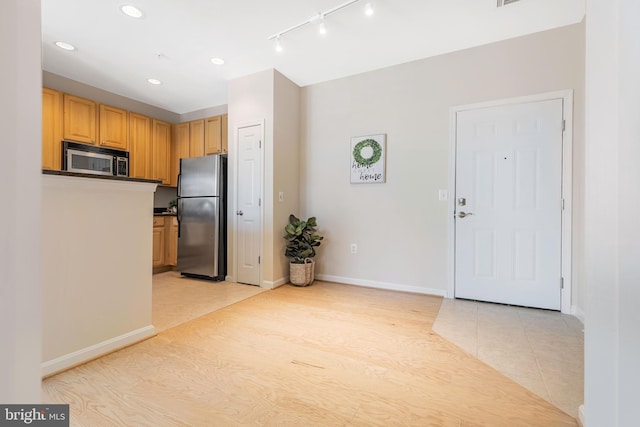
[99,104,129,150]
[189,119,205,158]
[204,116,221,155]
[129,113,151,179]
[152,217,166,267]
[171,122,190,187]
[221,114,228,153]
[165,216,178,266]
[42,88,62,170]
[63,94,97,144]
[152,120,172,185]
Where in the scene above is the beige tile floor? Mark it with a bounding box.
[152,271,265,332]
[433,298,584,418]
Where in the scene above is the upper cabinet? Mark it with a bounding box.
[129,113,151,179]
[204,116,221,155]
[152,119,172,185]
[221,114,228,154]
[189,119,205,158]
[63,94,97,144]
[42,88,62,171]
[99,104,129,150]
[171,122,190,187]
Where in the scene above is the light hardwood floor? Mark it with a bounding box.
[43,281,577,426]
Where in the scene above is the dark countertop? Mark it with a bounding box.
[154,213,177,217]
[43,169,162,184]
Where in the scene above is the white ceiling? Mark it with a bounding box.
[41,0,585,114]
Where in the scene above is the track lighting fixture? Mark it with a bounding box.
[267,0,374,53]
[318,15,327,35]
[275,36,283,53]
[365,2,374,16]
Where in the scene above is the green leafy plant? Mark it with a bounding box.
[168,199,177,208]
[284,214,323,264]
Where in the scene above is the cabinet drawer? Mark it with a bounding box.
[153,217,165,227]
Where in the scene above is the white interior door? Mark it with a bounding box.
[454,99,563,310]
[236,124,262,286]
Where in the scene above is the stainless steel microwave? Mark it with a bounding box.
[62,141,129,177]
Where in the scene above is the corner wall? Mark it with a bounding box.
[0,0,43,403]
[300,23,585,297]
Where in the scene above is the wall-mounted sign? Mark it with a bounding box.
[350,134,386,184]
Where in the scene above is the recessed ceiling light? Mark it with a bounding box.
[121,5,143,18]
[210,58,225,65]
[147,78,162,85]
[55,41,76,51]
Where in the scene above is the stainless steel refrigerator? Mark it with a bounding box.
[177,155,227,280]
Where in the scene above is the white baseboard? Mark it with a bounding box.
[41,325,156,378]
[316,274,447,297]
[572,305,585,324]
[578,404,585,427]
[261,277,288,289]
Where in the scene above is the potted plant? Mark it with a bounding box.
[284,214,323,286]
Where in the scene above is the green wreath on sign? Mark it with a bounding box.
[353,139,382,166]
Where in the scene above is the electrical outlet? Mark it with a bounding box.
[350,243,357,254]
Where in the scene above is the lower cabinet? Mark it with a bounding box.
[166,217,178,266]
[152,217,166,267]
[153,216,178,270]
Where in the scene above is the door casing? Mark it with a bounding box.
[447,90,574,314]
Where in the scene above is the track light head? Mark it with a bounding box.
[318,18,327,35]
[365,2,374,16]
[275,36,283,53]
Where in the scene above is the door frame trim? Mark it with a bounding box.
[231,119,265,286]
[447,90,573,314]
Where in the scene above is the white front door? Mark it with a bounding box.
[236,124,262,286]
[454,99,563,310]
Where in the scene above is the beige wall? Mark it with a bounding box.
[227,69,274,286]
[227,69,301,287]
[44,71,180,122]
[0,0,43,402]
[273,71,301,283]
[300,23,585,300]
[41,176,157,376]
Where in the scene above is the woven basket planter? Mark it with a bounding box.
[290,258,315,287]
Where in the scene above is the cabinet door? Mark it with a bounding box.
[221,114,228,154]
[42,88,62,170]
[99,104,129,150]
[129,113,151,179]
[152,120,172,185]
[166,217,178,266]
[63,94,97,144]
[172,123,190,187]
[189,119,205,158]
[204,116,221,155]
[152,224,166,267]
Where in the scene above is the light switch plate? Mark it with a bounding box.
[438,189,448,201]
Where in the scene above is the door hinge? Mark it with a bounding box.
[562,120,566,132]
[258,256,261,264]
[561,277,564,289]
[562,198,565,210]
[259,198,261,207]
[259,140,262,148]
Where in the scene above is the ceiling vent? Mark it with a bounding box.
[497,0,521,6]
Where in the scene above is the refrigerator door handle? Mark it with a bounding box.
[177,198,182,238]
[177,173,182,197]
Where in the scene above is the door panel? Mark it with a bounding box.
[455,99,563,310]
[236,124,262,286]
